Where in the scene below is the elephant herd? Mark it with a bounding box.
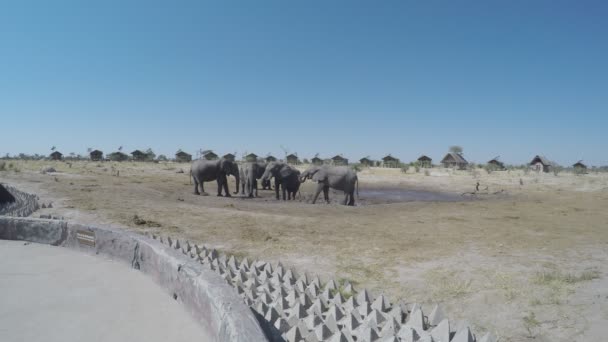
[190,159,359,206]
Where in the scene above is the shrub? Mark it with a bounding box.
[552,165,563,176]
[400,164,410,173]
[424,169,430,176]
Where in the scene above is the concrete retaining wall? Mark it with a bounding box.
[0,216,268,342]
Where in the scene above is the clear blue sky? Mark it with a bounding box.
[1,1,607,165]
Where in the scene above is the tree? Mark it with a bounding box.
[157,155,168,161]
[145,148,156,161]
[449,146,463,154]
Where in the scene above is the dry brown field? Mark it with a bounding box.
[2,160,608,341]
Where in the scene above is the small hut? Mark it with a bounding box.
[175,151,192,163]
[50,151,63,160]
[265,155,277,163]
[311,157,323,165]
[417,155,432,168]
[131,150,146,161]
[441,153,468,169]
[331,155,349,166]
[245,153,258,162]
[359,157,374,167]
[487,157,505,170]
[222,153,235,162]
[203,151,219,160]
[529,155,552,173]
[573,160,587,173]
[108,151,128,161]
[382,155,400,168]
[89,150,103,161]
[286,154,300,165]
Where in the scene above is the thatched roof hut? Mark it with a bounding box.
[89,150,103,161]
[286,154,300,165]
[359,157,374,167]
[265,155,277,163]
[331,155,348,166]
[108,151,128,161]
[529,155,552,172]
[203,151,219,160]
[222,153,235,162]
[417,155,432,168]
[382,155,400,168]
[487,157,505,170]
[441,153,468,169]
[50,151,63,160]
[131,150,146,161]
[311,157,323,165]
[175,151,192,163]
[245,153,258,162]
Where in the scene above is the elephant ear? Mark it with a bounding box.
[312,170,326,182]
[279,166,293,179]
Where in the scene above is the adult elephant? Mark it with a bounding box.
[261,162,301,200]
[300,165,358,206]
[190,158,239,197]
[239,161,267,198]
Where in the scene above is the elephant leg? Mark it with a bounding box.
[216,178,223,196]
[323,185,330,203]
[200,182,208,196]
[254,180,258,197]
[343,192,349,205]
[274,179,280,200]
[193,178,200,195]
[223,176,231,197]
[348,190,355,206]
[312,183,324,204]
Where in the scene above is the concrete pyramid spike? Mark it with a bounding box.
[357,289,374,305]
[379,316,401,337]
[371,294,392,312]
[253,299,267,315]
[274,265,285,278]
[304,331,320,342]
[286,315,300,328]
[254,260,266,270]
[479,332,497,342]
[324,312,340,333]
[273,285,288,299]
[341,311,362,332]
[299,292,313,308]
[380,336,399,342]
[185,240,192,252]
[387,304,405,324]
[430,318,449,342]
[451,326,474,342]
[328,330,355,342]
[343,281,354,294]
[284,269,295,281]
[332,292,345,305]
[410,302,421,315]
[209,249,218,260]
[173,239,180,249]
[325,279,338,291]
[288,302,309,319]
[311,275,321,288]
[355,325,381,342]
[274,317,291,334]
[321,288,333,301]
[259,291,273,305]
[365,309,387,327]
[295,279,307,293]
[396,326,420,342]
[285,325,306,342]
[297,273,309,285]
[314,323,333,340]
[358,301,373,317]
[227,255,238,270]
[428,305,446,327]
[272,297,289,316]
[152,234,157,240]
[167,236,172,246]
[307,298,327,315]
[406,308,425,332]
[286,289,299,305]
[257,281,274,294]
[307,283,320,297]
[342,296,358,313]
[297,320,311,335]
[264,262,274,274]
[265,306,281,324]
[325,304,346,322]
[239,257,250,270]
[304,313,324,330]
[236,284,245,295]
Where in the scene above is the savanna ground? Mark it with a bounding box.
[2,159,608,341]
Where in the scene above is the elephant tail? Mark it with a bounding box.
[189,168,192,185]
[356,177,359,198]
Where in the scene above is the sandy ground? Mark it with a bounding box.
[0,240,210,342]
[2,160,608,341]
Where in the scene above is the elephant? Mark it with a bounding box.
[239,161,267,198]
[261,179,272,191]
[190,158,239,197]
[261,162,301,200]
[300,165,358,206]
[284,169,301,200]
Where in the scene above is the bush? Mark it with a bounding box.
[400,164,409,173]
[0,161,5,171]
[552,165,563,176]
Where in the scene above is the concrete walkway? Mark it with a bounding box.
[0,240,211,342]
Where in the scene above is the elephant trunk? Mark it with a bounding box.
[234,171,240,194]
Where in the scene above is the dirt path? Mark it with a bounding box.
[2,160,608,341]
